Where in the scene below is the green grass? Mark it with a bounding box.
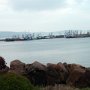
[0,72,39,90]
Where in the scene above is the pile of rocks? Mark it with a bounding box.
[0,56,90,88]
[10,59,90,88]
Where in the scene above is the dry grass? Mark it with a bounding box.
[40,84,79,90]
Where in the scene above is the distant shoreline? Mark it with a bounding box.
[0,35,90,42]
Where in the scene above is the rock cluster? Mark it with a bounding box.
[10,60,90,88]
[0,56,90,88]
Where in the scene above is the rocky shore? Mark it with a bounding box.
[0,56,90,88]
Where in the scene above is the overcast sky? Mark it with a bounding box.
[0,0,90,32]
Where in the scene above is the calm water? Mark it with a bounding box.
[0,38,90,67]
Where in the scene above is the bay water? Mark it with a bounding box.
[0,38,90,67]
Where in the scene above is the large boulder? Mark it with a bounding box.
[65,64,85,73]
[66,64,86,86]
[10,60,25,74]
[46,62,68,85]
[0,56,9,73]
[46,63,59,85]
[57,62,69,83]
[25,61,47,86]
[26,61,46,71]
[75,68,90,88]
[0,56,6,70]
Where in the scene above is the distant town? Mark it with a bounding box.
[0,30,90,42]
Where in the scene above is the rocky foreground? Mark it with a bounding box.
[0,56,90,88]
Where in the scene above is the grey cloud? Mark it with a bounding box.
[9,0,66,11]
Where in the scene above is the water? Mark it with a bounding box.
[0,38,90,67]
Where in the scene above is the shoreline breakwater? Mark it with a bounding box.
[0,56,90,88]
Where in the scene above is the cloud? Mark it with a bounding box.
[68,0,90,15]
[0,0,90,32]
[80,0,90,12]
[0,0,8,10]
[9,0,66,11]
[9,0,89,12]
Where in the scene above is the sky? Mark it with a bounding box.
[0,0,90,32]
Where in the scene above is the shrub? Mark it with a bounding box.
[0,72,39,90]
